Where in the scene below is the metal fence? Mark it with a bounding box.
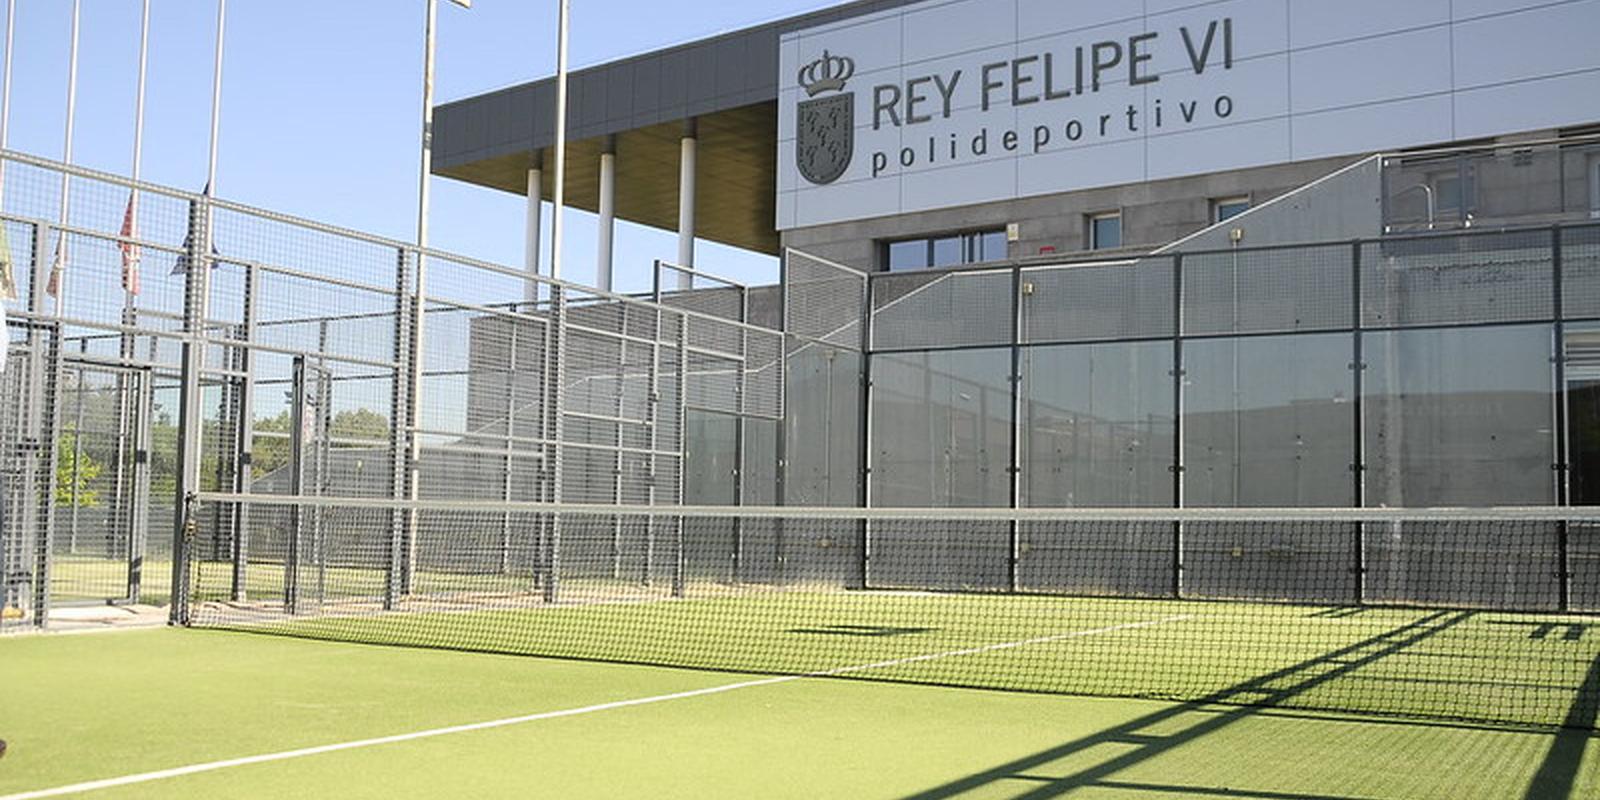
[8,142,1600,629]
[0,149,782,628]
[837,222,1600,610]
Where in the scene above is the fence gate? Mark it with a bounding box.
[52,361,153,608]
[1,320,60,630]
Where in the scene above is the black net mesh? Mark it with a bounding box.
[185,498,1600,732]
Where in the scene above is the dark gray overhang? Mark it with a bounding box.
[432,0,927,255]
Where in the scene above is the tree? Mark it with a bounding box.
[55,429,103,508]
[248,407,392,481]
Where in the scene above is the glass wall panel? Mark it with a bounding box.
[1363,324,1556,506]
[783,342,861,506]
[682,410,738,506]
[1020,341,1175,507]
[870,349,1012,508]
[1183,333,1355,507]
[736,418,782,585]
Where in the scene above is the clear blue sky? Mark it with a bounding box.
[2,0,834,293]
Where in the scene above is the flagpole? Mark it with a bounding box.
[133,0,150,194]
[122,0,150,305]
[0,0,10,361]
[206,0,225,196]
[0,0,16,304]
[0,0,14,166]
[51,0,82,313]
[550,0,569,282]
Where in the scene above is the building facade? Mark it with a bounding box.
[434,0,1600,511]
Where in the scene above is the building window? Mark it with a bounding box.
[1089,212,1122,250]
[1213,197,1251,223]
[884,229,1007,271]
[1426,168,1477,222]
[1590,155,1600,219]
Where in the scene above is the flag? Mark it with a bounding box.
[119,192,141,295]
[45,233,66,297]
[171,193,221,276]
[170,233,221,276]
[0,222,16,301]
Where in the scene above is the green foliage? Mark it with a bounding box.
[250,408,392,479]
[55,428,103,508]
[252,411,293,478]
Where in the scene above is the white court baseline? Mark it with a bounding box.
[0,615,1192,800]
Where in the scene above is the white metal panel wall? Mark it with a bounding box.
[777,0,1600,229]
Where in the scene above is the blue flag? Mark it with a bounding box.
[171,190,222,275]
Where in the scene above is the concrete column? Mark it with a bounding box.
[524,155,542,307]
[597,137,617,293]
[676,119,697,290]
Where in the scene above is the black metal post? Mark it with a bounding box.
[1351,240,1367,605]
[857,270,874,591]
[1553,225,1571,612]
[170,197,211,626]
[774,252,789,584]
[1007,262,1023,593]
[544,284,567,604]
[229,261,258,602]
[384,248,412,611]
[1171,254,1185,600]
[285,355,308,615]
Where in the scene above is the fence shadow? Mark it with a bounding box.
[896,611,1481,800]
[1524,648,1600,799]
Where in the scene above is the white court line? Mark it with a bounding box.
[0,614,1191,799]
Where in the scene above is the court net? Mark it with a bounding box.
[182,495,1600,731]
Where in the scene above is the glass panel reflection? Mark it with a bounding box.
[1184,333,1355,507]
[1020,341,1174,507]
[1363,324,1555,506]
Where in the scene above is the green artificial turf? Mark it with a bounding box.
[0,627,1596,799]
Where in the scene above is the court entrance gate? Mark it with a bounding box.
[52,358,155,609]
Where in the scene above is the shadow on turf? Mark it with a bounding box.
[1524,648,1600,800]
[890,610,1591,800]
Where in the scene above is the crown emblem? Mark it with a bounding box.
[799,50,855,97]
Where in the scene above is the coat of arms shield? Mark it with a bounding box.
[796,93,854,186]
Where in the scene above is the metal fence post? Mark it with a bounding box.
[543,284,566,604]
[857,269,874,591]
[170,195,211,626]
[23,223,54,628]
[128,367,152,604]
[610,316,627,581]
[1351,239,1367,606]
[1007,261,1023,594]
[643,287,666,588]
[1553,225,1571,612]
[774,252,789,584]
[1171,253,1185,600]
[31,324,62,629]
[403,247,428,596]
[229,261,258,601]
[731,284,748,584]
[671,311,688,599]
[385,248,412,610]
[285,355,308,615]
[503,315,520,576]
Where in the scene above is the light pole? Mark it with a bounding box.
[550,0,569,281]
[405,0,471,594]
[417,0,471,253]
